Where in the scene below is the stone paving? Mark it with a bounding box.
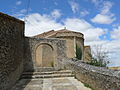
[11,77,91,90]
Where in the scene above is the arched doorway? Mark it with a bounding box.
[35,44,54,67]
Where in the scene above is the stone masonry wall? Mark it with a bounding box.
[24,37,66,71]
[0,13,24,90]
[60,58,120,90]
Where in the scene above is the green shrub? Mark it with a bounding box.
[83,83,96,90]
[86,45,110,67]
[76,44,82,60]
[87,53,109,67]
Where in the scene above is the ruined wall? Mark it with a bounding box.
[0,13,24,90]
[24,37,66,71]
[61,58,120,90]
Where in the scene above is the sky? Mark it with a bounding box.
[1,0,120,67]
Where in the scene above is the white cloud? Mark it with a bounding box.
[80,10,89,16]
[16,1,22,5]
[84,28,105,42]
[109,52,120,67]
[13,9,27,17]
[69,1,79,13]
[64,18,91,31]
[106,40,120,66]
[91,0,100,3]
[63,18,105,42]
[112,23,120,28]
[91,0,103,7]
[51,9,61,19]
[91,1,116,24]
[91,0,98,4]
[25,13,63,36]
[91,14,116,24]
[91,0,113,14]
[111,26,120,40]
[101,1,113,14]
[20,9,27,13]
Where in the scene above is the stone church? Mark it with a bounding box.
[30,28,91,68]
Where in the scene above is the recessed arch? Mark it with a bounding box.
[35,43,54,67]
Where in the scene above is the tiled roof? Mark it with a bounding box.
[34,29,83,38]
[34,30,55,38]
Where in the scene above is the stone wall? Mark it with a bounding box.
[59,37,75,58]
[60,58,120,90]
[24,37,66,71]
[109,67,120,70]
[0,13,24,90]
[84,46,91,62]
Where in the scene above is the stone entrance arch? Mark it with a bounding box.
[35,43,54,67]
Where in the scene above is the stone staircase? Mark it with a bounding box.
[21,69,74,79]
[11,68,91,90]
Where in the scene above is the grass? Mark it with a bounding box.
[83,83,96,90]
[51,61,54,67]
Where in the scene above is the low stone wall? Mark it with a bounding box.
[61,58,120,90]
[24,37,66,71]
[0,13,24,90]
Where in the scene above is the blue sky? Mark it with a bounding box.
[1,0,120,66]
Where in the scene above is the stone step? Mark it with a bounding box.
[21,73,74,79]
[21,70,74,79]
[34,67,56,72]
[22,70,73,75]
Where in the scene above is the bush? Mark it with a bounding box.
[88,58,109,67]
[87,45,110,67]
[76,44,82,60]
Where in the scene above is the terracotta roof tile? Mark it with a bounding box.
[34,29,83,38]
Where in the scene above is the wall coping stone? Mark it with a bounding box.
[64,58,120,78]
[0,12,24,24]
